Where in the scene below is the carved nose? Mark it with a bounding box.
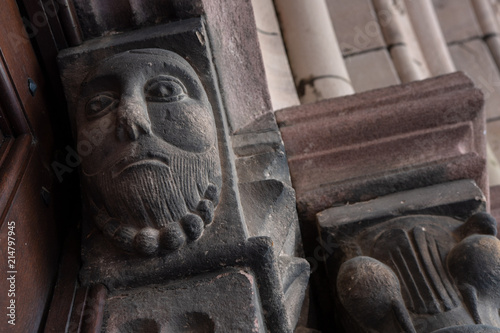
[116,97,152,141]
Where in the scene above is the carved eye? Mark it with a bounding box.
[86,92,118,119]
[145,76,186,102]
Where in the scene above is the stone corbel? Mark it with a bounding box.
[57,17,308,332]
[318,180,500,332]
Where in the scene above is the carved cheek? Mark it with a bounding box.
[77,114,120,175]
[148,98,216,152]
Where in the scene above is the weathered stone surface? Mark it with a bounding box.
[72,0,184,39]
[489,185,500,232]
[252,0,300,110]
[373,0,431,82]
[58,18,309,332]
[326,0,385,56]
[485,36,500,80]
[317,180,486,228]
[201,0,273,133]
[77,48,222,255]
[433,326,500,333]
[276,72,487,224]
[102,269,264,332]
[405,0,456,76]
[318,180,500,332]
[449,39,500,121]
[232,111,309,328]
[232,112,302,257]
[487,120,500,168]
[59,19,239,258]
[344,49,400,92]
[472,0,500,36]
[433,0,482,43]
[73,0,273,134]
[275,0,354,103]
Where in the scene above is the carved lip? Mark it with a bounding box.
[112,152,170,178]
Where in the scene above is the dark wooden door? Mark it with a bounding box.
[0,1,72,331]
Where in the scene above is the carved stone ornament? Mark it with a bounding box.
[57,19,309,332]
[318,180,500,333]
[77,48,222,255]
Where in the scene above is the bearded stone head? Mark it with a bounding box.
[77,49,222,256]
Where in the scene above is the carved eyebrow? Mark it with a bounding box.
[81,75,121,97]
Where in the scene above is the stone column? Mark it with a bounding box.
[274,0,354,103]
[252,0,299,110]
[373,0,430,82]
[404,0,455,76]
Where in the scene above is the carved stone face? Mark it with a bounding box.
[77,49,222,255]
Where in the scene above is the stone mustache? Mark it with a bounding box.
[76,49,222,256]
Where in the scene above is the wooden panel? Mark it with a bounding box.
[0,0,55,155]
[0,146,59,332]
[0,106,13,168]
[0,135,32,219]
[0,53,33,222]
[17,0,77,145]
[0,53,30,136]
[0,0,67,331]
[44,230,80,333]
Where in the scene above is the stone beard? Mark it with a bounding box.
[77,49,222,255]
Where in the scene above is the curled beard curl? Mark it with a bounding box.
[84,147,222,255]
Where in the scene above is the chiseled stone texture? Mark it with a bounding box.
[276,72,487,224]
[58,19,249,264]
[72,0,273,134]
[201,0,273,133]
[58,17,309,332]
[103,269,265,332]
[232,111,310,329]
[318,180,500,332]
[75,48,223,256]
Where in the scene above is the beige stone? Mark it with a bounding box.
[486,36,500,72]
[488,120,500,159]
[472,0,500,79]
[252,0,300,110]
[389,45,426,83]
[432,0,482,43]
[373,0,430,82]
[487,120,500,186]
[345,49,400,93]
[404,0,455,76]
[491,0,500,31]
[472,0,500,35]
[274,0,354,104]
[325,0,385,56]
[449,39,500,120]
[487,142,500,186]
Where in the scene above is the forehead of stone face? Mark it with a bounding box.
[81,49,206,101]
